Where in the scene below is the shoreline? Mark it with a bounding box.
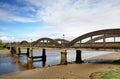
[0,63,120,79]
[0,49,120,79]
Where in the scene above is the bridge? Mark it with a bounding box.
[6,28,120,49]
[68,28,120,49]
[5,28,120,65]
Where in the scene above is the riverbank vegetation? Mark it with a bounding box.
[90,70,120,79]
[90,59,120,79]
[0,40,5,50]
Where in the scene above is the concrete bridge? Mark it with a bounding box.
[6,38,70,48]
[6,28,120,49]
[5,28,120,65]
[68,28,120,49]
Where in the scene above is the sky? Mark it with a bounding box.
[0,0,120,42]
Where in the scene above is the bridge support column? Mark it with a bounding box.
[42,49,46,61]
[10,46,12,53]
[76,50,82,63]
[18,47,21,55]
[15,47,21,56]
[114,36,116,42]
[10,47,13,55]
[91,36,93,48]
[27,59,33,69]
[27,48,29,57]
[60,50,67,65]
[103,34,106,49]
[42,49,46,67]
[26,48,30,57]
[27,48,33,60]
[10,47,16,55]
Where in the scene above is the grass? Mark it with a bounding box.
[89,72,104,79]
[90,70,120,79]
[103,70,120,79]
[0,47,5,50]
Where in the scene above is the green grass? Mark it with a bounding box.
[89,72,104,79]
[0,47,4,50]
[90,70,120,79]
[90,59,120,79]
[103,70,120,79]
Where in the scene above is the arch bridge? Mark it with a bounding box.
[32,37,60,47]
[6,29,120,49]
[6,38,69,48]
[68,29,120,49]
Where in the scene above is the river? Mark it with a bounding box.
[0,49,113,75]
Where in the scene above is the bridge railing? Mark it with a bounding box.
[72,42,120,49]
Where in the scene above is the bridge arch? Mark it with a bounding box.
[33,37,59,47]
[54,39,69,44]
[5,42,18,47]
[86,34,120,43]
[68,29,120,47]
[19,40,30,47]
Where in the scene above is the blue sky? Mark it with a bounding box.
[0,0,120,42]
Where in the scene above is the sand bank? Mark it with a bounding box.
[0,49,10,55]
[0,64,120,79]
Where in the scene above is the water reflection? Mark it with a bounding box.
[0,55,19,75]
[13,55,46,69]
[27,59,46,69]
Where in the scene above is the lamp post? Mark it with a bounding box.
[30,39,32,47]
[63,34,65,39]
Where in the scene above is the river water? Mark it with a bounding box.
[0,50,113,75]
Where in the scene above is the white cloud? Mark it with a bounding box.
[27,0,120,40]
[0,36,14,42]
[1,0,120,42]
[0,36,8,41]
[0,1,39,23]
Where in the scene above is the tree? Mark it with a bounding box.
[0,40,5,50]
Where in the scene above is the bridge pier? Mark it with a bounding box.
[27,59,33,69]
[10,47,16,55]
[27,48,47,65]
[26,48,46,68]
[27,48,30,56]
[15,47,21,56]
[27,48,33,61]
[60,50,67,65]
[42,49,46,63]
[76,50,82,63]
[18,47,21,55]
